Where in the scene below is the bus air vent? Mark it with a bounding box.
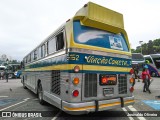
[118,74,127,94]
[84,73,97,97]
[51,70,60,95]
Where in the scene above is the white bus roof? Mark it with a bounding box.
[144,54,160,57]
[0,65,6,68]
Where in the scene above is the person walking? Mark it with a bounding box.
[133,66,139,82]
[141,65,151,93]
[5,70,8,82]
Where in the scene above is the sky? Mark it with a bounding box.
[0,0,160,61]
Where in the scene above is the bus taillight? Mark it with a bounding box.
[130,78,134,83]
[72,90,79,97]
[130,86,134,93]
[74,65,80,73]
[101,77,108,84]
[130,68,134,74]
[73,77,79,85]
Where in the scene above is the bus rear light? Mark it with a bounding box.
[72,90,79,97]
[73,77,79,85]
[101,77,108,84]
[130,86,134,93]
[130,68,134,74]
[74,65,80,73]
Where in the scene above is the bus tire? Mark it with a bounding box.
[38,83,45,105]
[20,75,22,79]
[23,79,27,89]
[8,74,13,79]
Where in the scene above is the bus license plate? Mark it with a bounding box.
[103,88,114,96]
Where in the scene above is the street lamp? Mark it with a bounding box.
[139,41,143,54]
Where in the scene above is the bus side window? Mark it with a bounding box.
[56,32,64,51]
[145,57,153,64]
[37,47,41,59]
[34,50,37,60]
[48,37,56,54]
[31,52,34,61]
[41,44,46,57]
[27,54,31,63]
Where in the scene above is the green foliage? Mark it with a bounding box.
[132,38,160,55]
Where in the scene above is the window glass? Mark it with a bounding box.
[73,20,129,52]
[27,54,31,63]
[145,57,153,64]
[48,38,56,54]
[151,55,160,69]
[132,54,144,61]
[56,32,64,51]
[31,52,34,61]
[34,50,37,60]
[23,58,25,63]
[37,47,41,59]
[41,44,46,57]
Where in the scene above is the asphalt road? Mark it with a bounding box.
[0,77,160,120]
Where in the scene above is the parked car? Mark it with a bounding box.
[14,70,22,78]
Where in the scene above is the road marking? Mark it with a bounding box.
[128,105,146,120]
[0,98,30,111]
[0,96,8,98]
[142,100,160,110]
[122,107,134,120]
[51,110,62,120]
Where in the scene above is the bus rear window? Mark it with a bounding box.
[73,20,129,52]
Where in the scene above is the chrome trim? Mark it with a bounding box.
[26,50,66,65]
[62,96,134,114]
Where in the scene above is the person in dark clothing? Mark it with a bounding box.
[5,71,8,82]
[133,66,140,82]
[130,68,136,87]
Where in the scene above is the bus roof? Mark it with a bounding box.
[74,2,124,30]
[0,65,6,68]
[72,2,130,51]
[144,54,160,57]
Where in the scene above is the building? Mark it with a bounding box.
[0,54,12,65]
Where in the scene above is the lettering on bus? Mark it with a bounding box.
[85,56,130,66]
[68,54,79,61]
[68,53,131,67]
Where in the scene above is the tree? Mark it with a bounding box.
[131,38,160,54]
[147,40,154,54]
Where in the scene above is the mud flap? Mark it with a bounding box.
[120,97,124,107]
[95,100,99,112]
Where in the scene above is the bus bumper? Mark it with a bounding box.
[62,96,134,115]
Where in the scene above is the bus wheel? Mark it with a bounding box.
[8,74,13,79]
[23,80,27,89]
[151,72,156,77]
[19,75,22,79]
[38,83,45,105]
